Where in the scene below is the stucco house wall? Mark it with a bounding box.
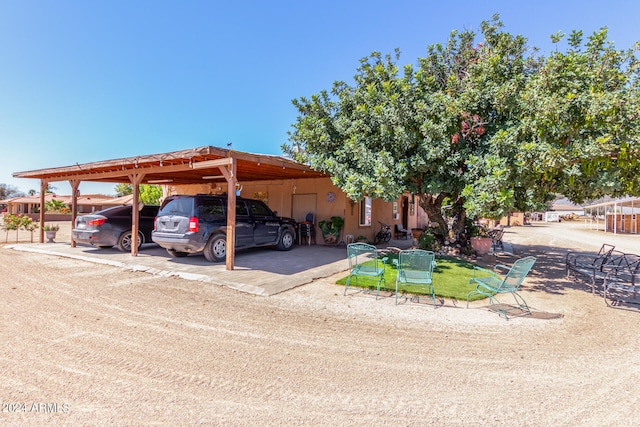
[169,178,426,245]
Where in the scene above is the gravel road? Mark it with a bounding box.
[1,221,639,426]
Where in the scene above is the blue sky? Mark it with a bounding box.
[1,0,639,195]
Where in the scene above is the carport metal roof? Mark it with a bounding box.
[13,146,328,270]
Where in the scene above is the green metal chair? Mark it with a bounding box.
[344,243,387,299]
[395,249,437,306]
[467,256,536,320]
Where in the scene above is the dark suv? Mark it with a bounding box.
[152,194,297,262]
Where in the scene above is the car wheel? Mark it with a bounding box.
[167,249,189,258]
[204,234,226,262]
[117,230,144,252]
[277,229,295,251]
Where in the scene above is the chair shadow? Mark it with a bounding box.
[493,242,602,296]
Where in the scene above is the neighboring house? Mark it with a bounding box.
[0,194,116,220]
[494,212,527,227]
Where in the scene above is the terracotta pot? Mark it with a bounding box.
[411,228,424,239]
[323,234,338,244]
[470,237,492,255]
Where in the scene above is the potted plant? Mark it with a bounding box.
[356,235,368,243]
[411,227,424,239]
[318,216,344,244]
[469,223,492,255]
[43,223,60,243]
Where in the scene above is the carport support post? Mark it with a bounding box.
[38,180,48,243]
[69,179,80,248]
[129,173,145,256]
[218,158,236,270]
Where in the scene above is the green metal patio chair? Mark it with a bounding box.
[344,243,387,299]
[467,256,536,320]
[395,249,437,306]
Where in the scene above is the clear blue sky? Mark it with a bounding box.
[1,1,639,195]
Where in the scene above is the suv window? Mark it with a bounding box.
[249,200,272,217]
[200,198,224,220]
[140,206,160,217]
[158,197,194,216]
[236,201,249,217]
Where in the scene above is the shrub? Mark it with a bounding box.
[418,229,439,251]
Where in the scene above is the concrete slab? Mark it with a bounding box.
[7,239,413,296]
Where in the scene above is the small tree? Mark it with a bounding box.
[2,213,19,243]
[114,184,162,205]
[139,185,163,205]
[20,215,38,242]
[115,183,133,197]
[1,213,36,243]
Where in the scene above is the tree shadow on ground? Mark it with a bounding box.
[497,242,600,297]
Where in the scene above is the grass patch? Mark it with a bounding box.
[336,255,487,301]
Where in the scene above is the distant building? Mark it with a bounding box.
[583,196,640,234]
[0,193,116,219]
[544,198,584,222]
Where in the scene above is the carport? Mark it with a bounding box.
[583,197,640,234]
[13,146,327,270]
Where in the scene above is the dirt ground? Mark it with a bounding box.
[1,221,640,426]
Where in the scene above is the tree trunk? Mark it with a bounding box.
[450,197,467,241]
[417,194,448,241]
[418,193,467,244]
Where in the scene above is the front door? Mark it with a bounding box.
[402,196,409,229]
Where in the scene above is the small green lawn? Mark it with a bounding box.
[336,255,487,301]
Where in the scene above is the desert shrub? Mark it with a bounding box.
[418,229,439,251]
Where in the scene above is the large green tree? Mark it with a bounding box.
[284,15,640,242]
[515,29,640,203]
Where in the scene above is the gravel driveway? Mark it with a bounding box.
[1,221,639,425]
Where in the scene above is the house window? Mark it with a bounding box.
[359,197,372,226]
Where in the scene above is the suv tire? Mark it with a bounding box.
[204,234,227,262]
[277,229,295,251]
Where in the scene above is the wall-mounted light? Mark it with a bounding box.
[202,175,225,180]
